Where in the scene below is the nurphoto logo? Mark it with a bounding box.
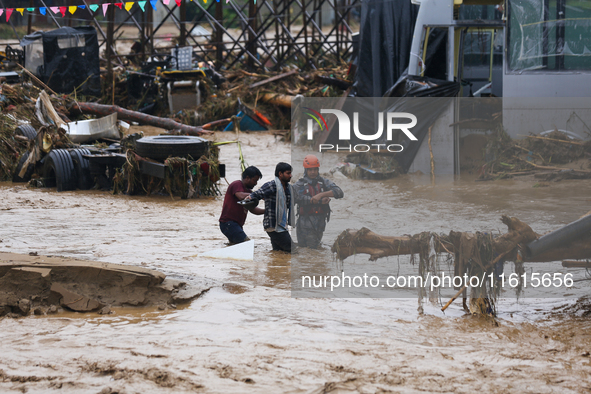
[306,108,419,153]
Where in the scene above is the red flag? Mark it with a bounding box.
[59,6,67,16]
[175,0,181,5]
[114,2,123,9]
[6,8,13,21]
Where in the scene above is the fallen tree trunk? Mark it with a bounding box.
[332,216,591,263]
[260,93,294,108]
[71,102,211,136]
[331,228,452,261]
[332,215,591,314]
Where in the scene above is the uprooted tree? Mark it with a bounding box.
[331,215,591,315]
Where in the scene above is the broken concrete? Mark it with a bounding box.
[0,253,210,316]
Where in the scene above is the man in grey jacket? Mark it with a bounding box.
[294,155,344,249]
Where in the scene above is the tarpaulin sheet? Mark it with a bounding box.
[352,0,419,98]
[21,27,100,96]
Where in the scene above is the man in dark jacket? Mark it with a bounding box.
[294,155,344,248]
[246,162,294,253]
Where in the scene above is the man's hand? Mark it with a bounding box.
[320,197,331,204]
[310,194,322,204]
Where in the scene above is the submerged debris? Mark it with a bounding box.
[474,128,591,181]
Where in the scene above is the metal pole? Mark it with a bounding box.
[303,0,309,63]
[107,3,115,93]
[27,0,34,35]
[67,0,72,26]
[274,0,281,61]
[148,5,154,56]
[247,0,258,69]
[556,0,565,70]
[216,0,223,68]
[180,0,187,46]
[335,0,339,57]
[40,0,61,28]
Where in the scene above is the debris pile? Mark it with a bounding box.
[333,152,400,180]
[476,128,591,181]
[0,83,223,198]
[1,47,353,195]
[175,64,352,134]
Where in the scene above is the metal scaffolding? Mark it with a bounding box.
[2,0,360,71]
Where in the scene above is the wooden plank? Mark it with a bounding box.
[248,70,298,89]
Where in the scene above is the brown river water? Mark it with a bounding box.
[1,132,591,393]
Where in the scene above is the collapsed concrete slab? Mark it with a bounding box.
[0,253,210,316]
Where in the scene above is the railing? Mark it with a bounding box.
[1,0,360,71]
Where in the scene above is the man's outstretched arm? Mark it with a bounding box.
[249,207,265,215]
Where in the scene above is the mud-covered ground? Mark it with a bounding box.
[1,131,591,393]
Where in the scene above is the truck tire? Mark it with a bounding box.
[69,148,94,190]
[135,136,210,162]
[14,124,37,140]
[43,149,76,192]
[12,152,34,182]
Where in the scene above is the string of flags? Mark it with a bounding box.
[0,0,243,22]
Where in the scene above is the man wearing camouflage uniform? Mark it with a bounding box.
[294,155,344,249]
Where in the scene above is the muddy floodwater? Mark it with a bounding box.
[1,132,591,393]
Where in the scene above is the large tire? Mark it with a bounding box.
[12,152,34,182]
[69,149,94,190]
[14,124,37,140]
[43,149,76,192]
[135,136,210,162]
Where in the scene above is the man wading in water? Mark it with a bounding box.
[219,166,264,244]
[294,155,344,248]
[245,162,294,253]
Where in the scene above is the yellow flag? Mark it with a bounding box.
[69,5,77,14]
[16,8,24,15]
[125,2,134,11]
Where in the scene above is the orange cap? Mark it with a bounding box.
[303,154,320,168]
